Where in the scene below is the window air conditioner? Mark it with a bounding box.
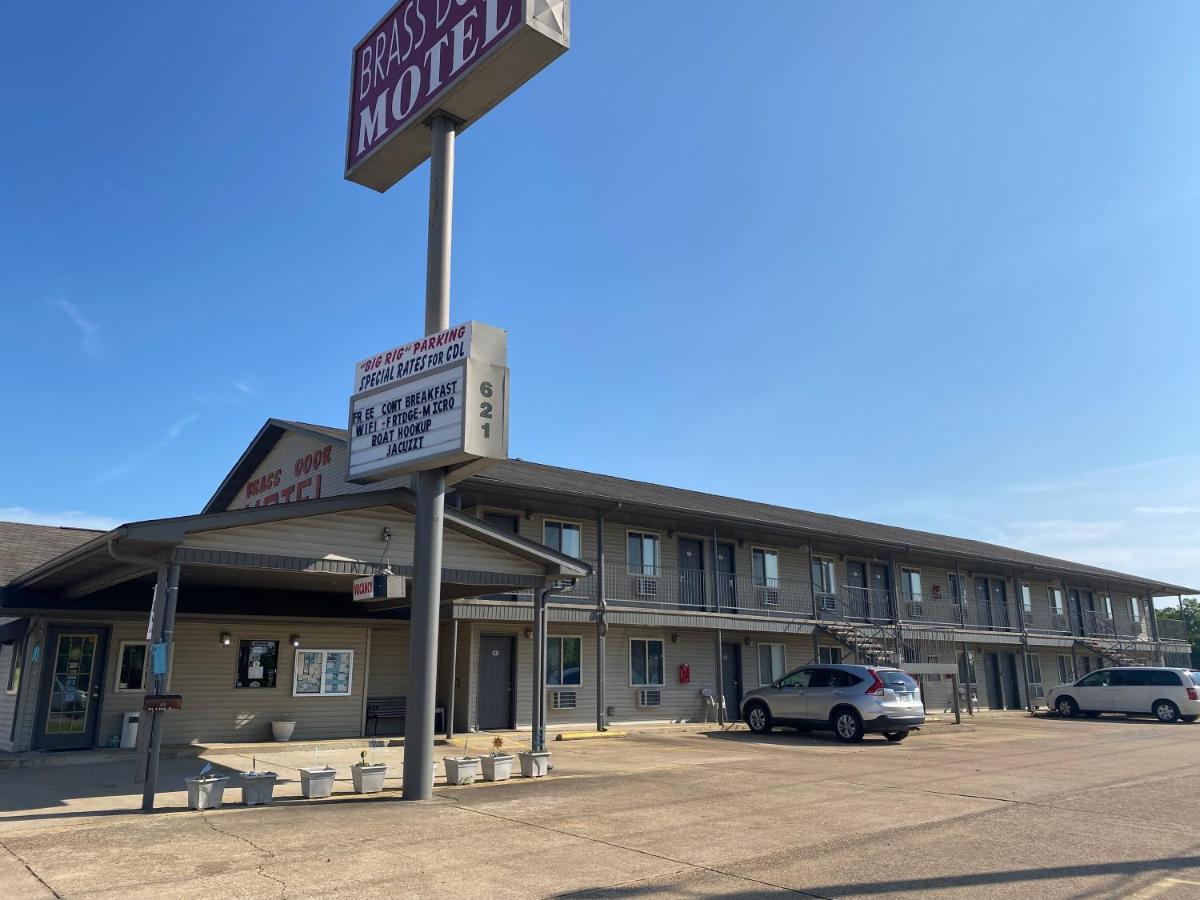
[636,689,662,708]
[634,576,658,597]
[759,588,780,606]
[551,690,577,711]
[819,595,837,611]
[908,602,924,619]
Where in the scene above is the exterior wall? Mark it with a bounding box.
[366,626,408,699]
[225,431,347,511]
[0,642,16,748]
[96,619,154,748]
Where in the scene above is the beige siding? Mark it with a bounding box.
[95,621,155,748]
[226,431,348,511]
[161,620,370,744]
[183,507,545,576]
[367,627,408,699]
[0,643,15,749]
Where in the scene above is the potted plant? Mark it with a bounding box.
[518,749,551,778]
[238,759,278,806]
[351,750,388,794]
[185,763,231,810]
[443,753,480,785]
[479,736,514,782]
[299,748,336,798]
[271,721,296,742]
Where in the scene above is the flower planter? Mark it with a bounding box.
[351,763,388,794]
[443,756,480,785]
[480,754,514,782]
[185,775,231,810]
[239,772,278,806]
[518,751,551,778]
[299,766,336,799]
[271,721,296,742]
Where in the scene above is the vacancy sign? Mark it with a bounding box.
[347,322,509,482]
[345,0,570,191]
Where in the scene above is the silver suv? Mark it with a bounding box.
[741,664,925,742]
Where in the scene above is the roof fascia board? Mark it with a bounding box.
[11,528,128,587]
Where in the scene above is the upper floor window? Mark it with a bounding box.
[627,532,660,577]
[811,557,836,595]
[901,568,922,600]
[1048,588,1064,615]
[544,521,582,558]
[1129,597,1141,625]
[1020,584,1033,613]
[948,572,963,604]
[1101,594,1113,620]
[752,548,779,588]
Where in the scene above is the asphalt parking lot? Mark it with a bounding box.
[2,713,1199,898]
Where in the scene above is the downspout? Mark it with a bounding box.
[1013,569,1033,713]
[595,503,620,732]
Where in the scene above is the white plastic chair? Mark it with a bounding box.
[701,688,719,723]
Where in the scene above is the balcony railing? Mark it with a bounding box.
[1158,616,1188,642]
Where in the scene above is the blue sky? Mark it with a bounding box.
[1,3,1198,598]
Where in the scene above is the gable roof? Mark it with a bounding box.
[0,522,104,586]
[202,420,1198,595]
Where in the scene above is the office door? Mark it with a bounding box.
[34,626,109,750]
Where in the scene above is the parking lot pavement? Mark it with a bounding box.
[2,714,1200,898]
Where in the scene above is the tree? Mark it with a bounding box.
[1157,597,1200,667]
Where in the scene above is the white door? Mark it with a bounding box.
[1074,669,1115,711]
[1109,669,1150,713]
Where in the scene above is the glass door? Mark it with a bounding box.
[35,626,108,750]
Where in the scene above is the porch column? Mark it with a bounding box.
[138,562,180,812]
[714,628,725,726]
[1147,591,1164,665]
[596,510,607,732]
[445,618,458,740]
[1013,570,1033,713]
[889,557,903,664]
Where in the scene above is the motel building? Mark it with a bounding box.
[0,417,1195,753]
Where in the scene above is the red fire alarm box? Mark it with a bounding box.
[678,663,691,684]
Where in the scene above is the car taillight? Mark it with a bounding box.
[865,669,885,695]
[1187,688,1198,701]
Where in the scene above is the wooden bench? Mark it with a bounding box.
[365,697,445,736]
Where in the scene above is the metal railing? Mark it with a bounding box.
[1158,616,1188,642]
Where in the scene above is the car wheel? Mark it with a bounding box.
[884,731,908,742]
[1154,700,1181,723]
[745,701,772,734]
[1056,696,1078,717]
[832,708,864,743]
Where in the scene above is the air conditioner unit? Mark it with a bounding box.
[634,576,658,597]
[1053,614,1067,629]
[759,588,780,606]
[819,595,837,611]
[1031,684,1045,699]
[636,688,662,708]
[1023,611,1034,626]
[907,602,924,619]
[551,690,577,711]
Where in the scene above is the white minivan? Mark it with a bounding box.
[1046,667,1200,723]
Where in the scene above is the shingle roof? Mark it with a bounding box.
[0,522,104,585]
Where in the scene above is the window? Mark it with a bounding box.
[752,548,779,588]
[293,649,353,696]
[6,638,25,696]
[948,573,963,604]
[902,568,922,601]
[779,669,812,689]
[818,646,842,665]
[1078,670,1110,687]
[1025,653,1043,687]
[629,638,664,686]
[758,643,785,684]
[1112,670,1150,687]
[1130,597,1141,626]
[547,636,582,686]
[1049,588,1064,615]
[544,521,582,558]
[811,557,836,595]
[1101,594,1113,620]
[1148,670,1182,687]
[114,641,148,693]
[627,532,660,577]
[1020,585,1033,614]
[1057,654,1074,684]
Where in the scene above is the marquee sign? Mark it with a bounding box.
[345,0,570,191]
[347,321,508,482]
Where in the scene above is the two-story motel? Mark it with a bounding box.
[0,418,1194,753]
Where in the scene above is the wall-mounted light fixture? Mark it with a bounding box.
[737,539,744,549]
[743,636,751,647]
[523,626,533,639]
[290,634,301,648]
[670,633,679,643]
[219,632,232,646]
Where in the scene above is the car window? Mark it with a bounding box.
[880,670,919,692]
[1112,670,1149,687]
[1148,670,1182,687]
[1189,672,1200,687]
[1078,671,1110,687]
[779,669,812,689]
[828,670,861,688]
[807,669,833,689]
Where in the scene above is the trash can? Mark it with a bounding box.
[121,711,140,749]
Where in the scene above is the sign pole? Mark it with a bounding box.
[403,112,456,801]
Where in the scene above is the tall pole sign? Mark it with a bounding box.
[344,0,569,801]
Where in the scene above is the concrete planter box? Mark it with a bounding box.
[239,772,278,806]
[271,721,296,742]
[185,775,230,810]
[351,764,388,794]
[518,751,551,778]
[480,754,514,782]
[299,767,336,799]
[443,756,480,785]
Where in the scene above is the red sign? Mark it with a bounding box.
[242,445,333,508]
[143,694,183,712]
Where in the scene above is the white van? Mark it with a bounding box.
[1046,667,1200,723]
